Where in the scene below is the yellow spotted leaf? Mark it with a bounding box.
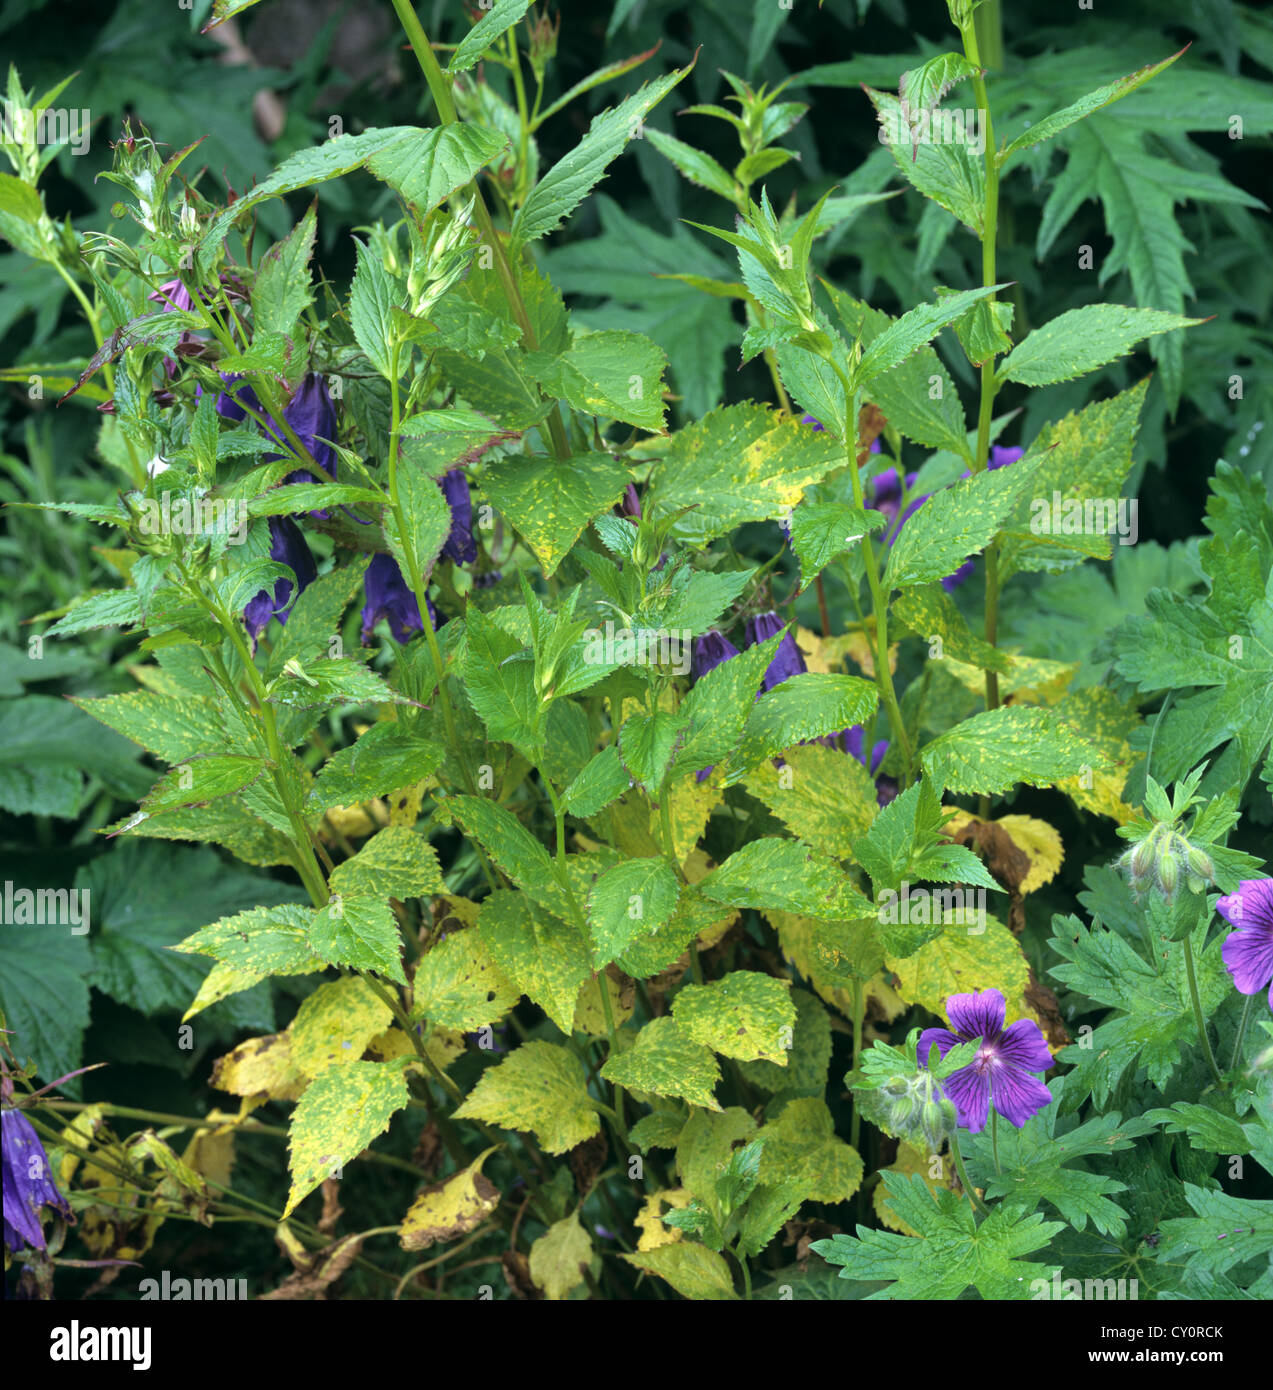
[623,1242,738,1299]
[398,1147,500,1251]
[887,917,1032,1024]
[743,744,880,860]
[601,1016,722,1111]
[671,970,795,1063]
[285,1059,411,1217]
[211,1032,307,1102]
[454,1041,601,1153]
[289,976,393,1079]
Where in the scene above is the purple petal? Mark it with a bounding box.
[996,1018,1055,1073]
[1222,922,1273,998]
[917,1027,961,1069]
[944,988,1007,1043]
[1216,880,1273,934]
[942,1062,992,1133]
[691,630,740,680]
[990,1065,1053,1129]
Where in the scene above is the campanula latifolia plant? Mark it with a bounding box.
[0,0,1269,1306]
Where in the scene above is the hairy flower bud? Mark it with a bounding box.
[1158,847,1180,899]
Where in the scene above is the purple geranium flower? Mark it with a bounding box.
[439,469,478,564]
[745,611,806,692]
[361,553,437,645]
[244,515,317,646]
[2,1108,72,1253]
[918,988,1053,1133]
[1216,879,1273,1012]
[620,483,641,518]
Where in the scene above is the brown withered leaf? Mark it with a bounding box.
[259,1232,367,1300]
[501,1248,540,1300]
[945,819,1031,933]
[1025,970,1071,1050]
[318,1178,344,1235]
[568,1131,609,1197]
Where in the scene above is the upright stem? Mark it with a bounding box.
[388,0,570,459]
[1182,934,1225,1089]
[1230,993,1255,1073]
[949,1132,989,1218]
[830,366,914,783]
[959,16,1004,726]
[849,979,864,1153]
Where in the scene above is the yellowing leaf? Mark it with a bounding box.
[398,1147,499,1251]
[649,402,845,545]
[635,1188,693,1251]
[479,889,591,1033]
[412,925,519,1030]
[623,1242,738,1299]
[672,971,795,1063]
[742,744,879,860]
[289,976,392,1079]
[529,1210,594,1300]
[572,968,636,1036]
[454,1041,601,1153]
[211,1032,307,1102]
[600,1016,721,1111]
[285,1059,411,1217]
[941,808,1064,895]
[756,1098,863,1205]
[1054,686,1144,822]
[887,917,1031,1024]
[484,453,630,575]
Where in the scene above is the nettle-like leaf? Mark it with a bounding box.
[813,1172,1064,1299]
[512,65,691,245]
[997,304,1204,387]
[455,1040,601,1153]
[996,379,1147,578]
[601,1015,722,1111]
[484,453,630,576]
[921,705,1099,796]
[671,971,795,1064]
[647,403,845,544]
[883,453,1041,592]
[285,1059,411,1217]
[527,329,668,432]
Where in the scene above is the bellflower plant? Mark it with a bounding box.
[0,0,1267,1311]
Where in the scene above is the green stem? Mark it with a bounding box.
[388,0,570,459]
[948,1132,989,1217]
[991,1107,1001,1176]
[1182,934,1225,1089]
[850,978,864,1154]
[201,611,329,906]
[828,365,914,783]
[958,14,1005,731]
[1230,993,1255,1073]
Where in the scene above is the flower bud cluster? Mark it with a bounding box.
[877,1071,958,1153]
[1119,821,1214,903]
[407,199,475,317]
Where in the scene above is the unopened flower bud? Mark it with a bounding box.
[1158,848,1180,899]
[1186,847,1214,883]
